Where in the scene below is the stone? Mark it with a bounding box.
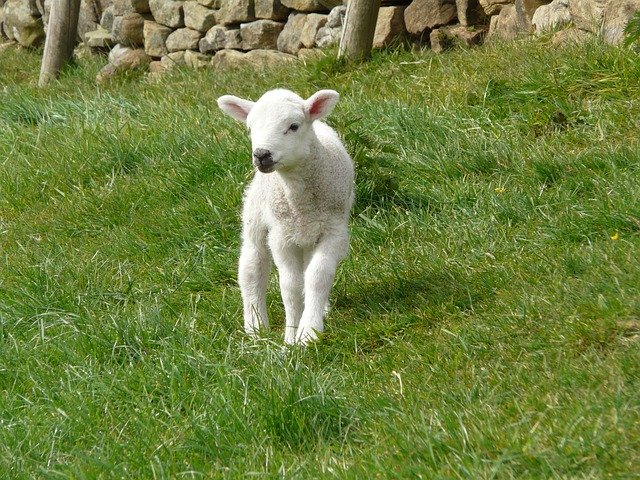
[520,0,551,19]
[255,0,290,20]
[487,4,521,40]
[84,27,115,48]
[113,0,150,15]
[211,48,246,68]
[601,0,640,45]
[430,24,486,52]
[277,12,305,53]
[108,42,150,65]
[161,49,186,68]
[314,3,344,47]
[197,0,220,6]
[326,4,345,27]
[184,48,210,67]
[96,0,112,13]
[551,25,593,45]
[143,19,171,56]
[2,0,44,47]
[456,0,489,25]
[315,25,341,47]
[149,0,184,28]
[165,26,201,51]
[148,59,167,74]
[77,0,103,43]
[221,25,243,49]
[514,0,549,32]
[277,12,327,53]
[245,47,297,65]
[478,0,512,15]
[404,0,457,37]
[199,24,241,52]
[100,5,115,30]
[373,6,407,48]
[183,1,216,31]
[281,0,329,12]
[112,12,148,47]
[241,19,284,50]
[569,0,608,33]
[98,43,150,81]
[532,0,571,34]
[212,47,297,69]
[217,0,254,24]
[300,12,326,46]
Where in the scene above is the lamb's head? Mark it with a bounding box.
[217,88,339,174]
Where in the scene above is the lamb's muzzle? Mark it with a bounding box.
[252,148,276,173]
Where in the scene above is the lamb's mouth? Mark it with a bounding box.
[256,162,278,173]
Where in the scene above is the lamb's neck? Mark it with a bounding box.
[275,162,322,208]
[275,165,319,203]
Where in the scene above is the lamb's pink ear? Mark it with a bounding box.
[305,90,340,121]
[217,95,255,123]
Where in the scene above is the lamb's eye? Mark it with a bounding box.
[288,123,299,133]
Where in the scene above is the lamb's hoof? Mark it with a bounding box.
[245,328,259,338]
[294,326,322,346]
[284,327,297,345]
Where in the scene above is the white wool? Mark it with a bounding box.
[218,88,354,344]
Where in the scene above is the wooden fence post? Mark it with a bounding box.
[38,0,81,87]
[338,0,382,61]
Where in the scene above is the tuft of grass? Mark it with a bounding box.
[1,38,640,478]
[624,11,640,48]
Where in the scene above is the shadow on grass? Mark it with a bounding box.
[336,267,498,318]
[321,266,501,357]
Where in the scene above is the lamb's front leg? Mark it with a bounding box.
[296,231,349,345]
[270,239,304,344]
[238,240,271,336]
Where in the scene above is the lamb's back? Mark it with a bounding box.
[311,121,354,214]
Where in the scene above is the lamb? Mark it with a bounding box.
[217,88,354,345]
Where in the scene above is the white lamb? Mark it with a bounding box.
[217,88,354,345]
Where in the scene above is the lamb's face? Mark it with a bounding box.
[246,95,310,173]
[218,89,340,174]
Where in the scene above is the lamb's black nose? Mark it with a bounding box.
[253,148,273,165]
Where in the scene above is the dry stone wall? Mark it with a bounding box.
[1,0,638,79]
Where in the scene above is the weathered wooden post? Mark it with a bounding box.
[338,0,382,61]
[38,0,81,87]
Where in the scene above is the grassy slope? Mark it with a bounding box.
[0,39,639,478]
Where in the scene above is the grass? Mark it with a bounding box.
[1,37,639,478]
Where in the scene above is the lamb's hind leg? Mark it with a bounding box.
[296,229,349,345]
[270,238,304,345]
[238,240,271,336]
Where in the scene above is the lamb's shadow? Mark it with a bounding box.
[334,267,498,319]
[330,267,499,353]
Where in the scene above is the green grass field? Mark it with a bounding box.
[0,38,639,478]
